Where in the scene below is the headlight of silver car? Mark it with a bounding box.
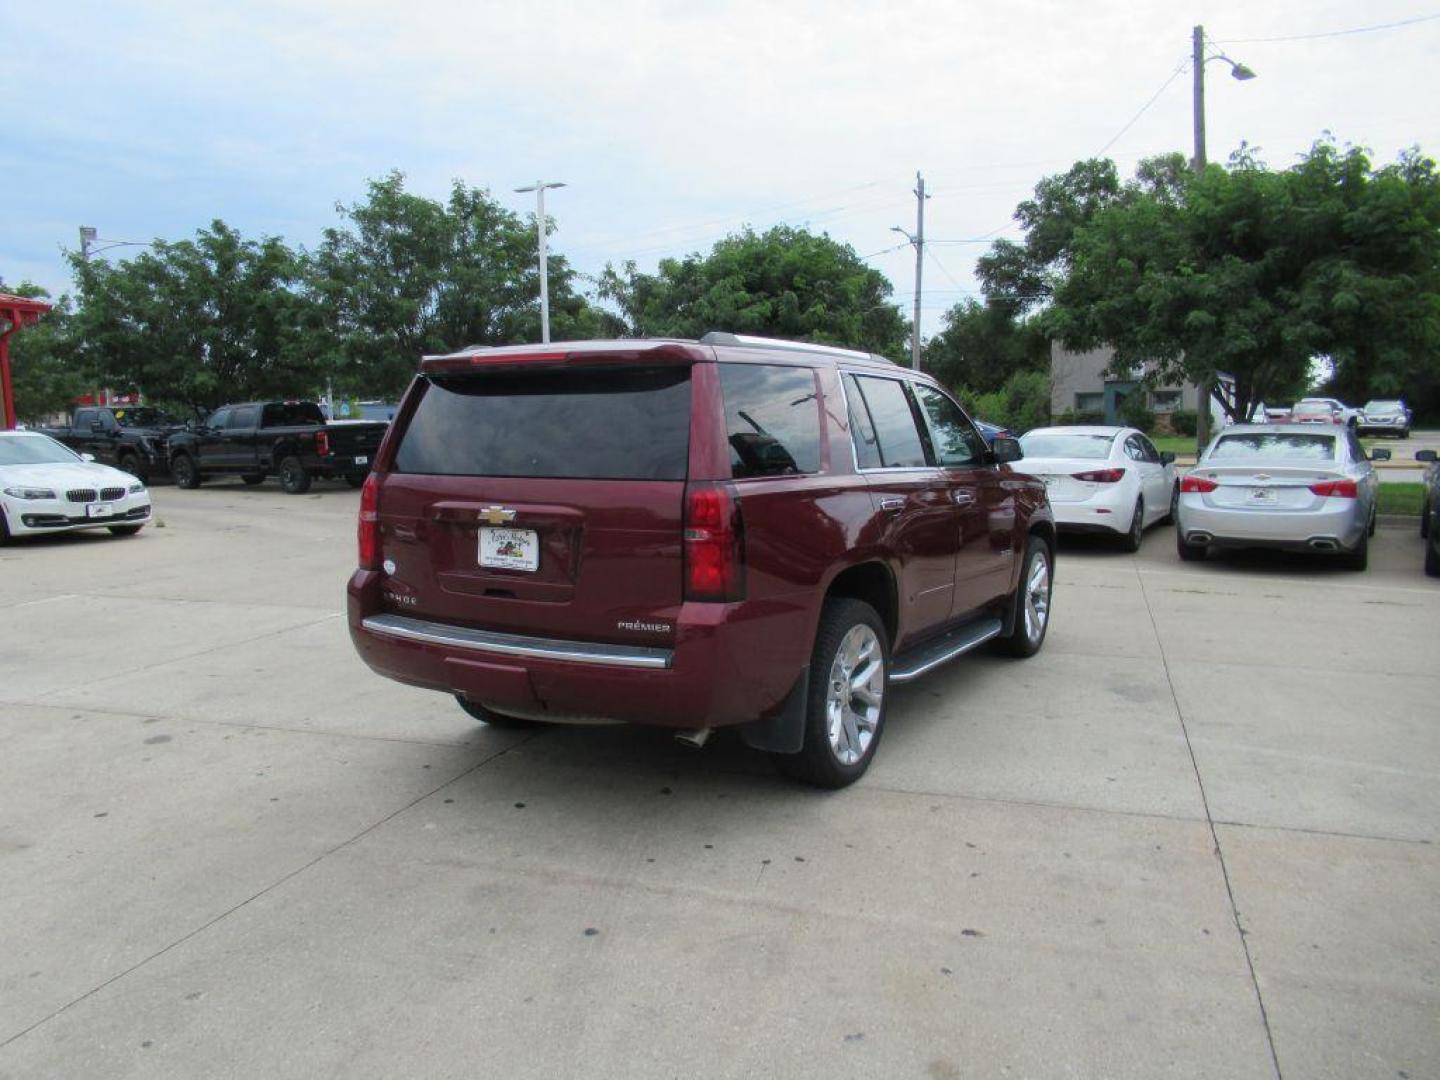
[3,486,56,500]
[128,482,145,494]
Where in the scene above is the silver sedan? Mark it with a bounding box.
[1175,424,1390,570]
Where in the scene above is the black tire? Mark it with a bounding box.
[241,473,265,486]
[770,598,890,789]
[278,456,312,494]
[1340,530,1369,572]
[454,696,537,729]
[107,525,143,537]
[1177,530,1207,562]
[1368,508,1377,538]
[1160,483,1179,526]
[1121,497,1144,552]
[116,452,148,484]
[0,507,10,546]
[1422,499,1430,539]
[345,473,366,489]
[170,453,201,489]
[997,535,1053,658]
[1426,535,1439,578]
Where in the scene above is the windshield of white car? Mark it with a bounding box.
[1363,401,1403,414]
[0,436,82,466]
[1018,433,1115,460]
[1210,433,1336,461]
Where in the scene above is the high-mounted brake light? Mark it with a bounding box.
[1072,467,1126,483]
[1310,478,1358,498]
[1180,475,1218,493]
[358,472,381,570]
[315,430,331,456]
[684,483,745,602]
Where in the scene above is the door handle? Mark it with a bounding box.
[951,489,977,506]
[879,497,905,513]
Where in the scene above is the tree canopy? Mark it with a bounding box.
[598,225,909,359]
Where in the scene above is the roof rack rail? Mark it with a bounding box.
[698,331,895,366]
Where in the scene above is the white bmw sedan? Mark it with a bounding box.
[0,431,152,543]
[1017,426,1179,551]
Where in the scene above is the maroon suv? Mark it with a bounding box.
[348,333,1055,787]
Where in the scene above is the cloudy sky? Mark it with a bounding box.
[5,1,1439,340]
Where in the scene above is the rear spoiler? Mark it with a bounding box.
[420,340,711,375]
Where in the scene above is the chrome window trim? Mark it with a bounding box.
[362,614,673,669]
[838,368,944,475]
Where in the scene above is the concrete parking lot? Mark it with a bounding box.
[1,482,1437,1080]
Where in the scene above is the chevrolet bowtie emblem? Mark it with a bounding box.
[479,506,517,526]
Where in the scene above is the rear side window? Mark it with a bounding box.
[395,367,691,480]
[262,402,325,427]
[719,364,821,478]
[229,406,258,429]
[850,376,928,468]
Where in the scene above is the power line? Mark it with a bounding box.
[1096,56,1190,156]
[1217,12,1440,44]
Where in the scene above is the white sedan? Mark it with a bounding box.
[0,431,152,543]
[1017,426,1179,551]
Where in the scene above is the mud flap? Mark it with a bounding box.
[738,666,808,754]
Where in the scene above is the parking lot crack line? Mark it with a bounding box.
[1136,564,1285,1080]
[0,730,539,1052]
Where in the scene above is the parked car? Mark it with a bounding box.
[165,400,388,493]
[1015,426,1178,552]
[1175,424,1389,570]
[1291,400,1344,426]
[347,333,1057,788]
[1417,449,1439,577]
[0,431,151,543]
[1297,397,1360,428]
[1357,399,1412,438]
[36,405,185,483]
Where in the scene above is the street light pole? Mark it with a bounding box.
[514,181,567,344]
[1190,25,1255,454]
[891,171,929,369]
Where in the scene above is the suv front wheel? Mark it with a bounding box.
[772,598,889,789]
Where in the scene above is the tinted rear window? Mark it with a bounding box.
[719,363,821,478]
[1211,433,1337,461]
[262,403,325,427]
[395,367,691,480]
[851,376,928,468]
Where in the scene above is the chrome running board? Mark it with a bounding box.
[890,617,1003,684]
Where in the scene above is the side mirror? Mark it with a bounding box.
[991,436,1023,464]
[1369,448,1391,462]
[80,453,96,463]
[1417,450,1437,463]
[1160,451,1176,465]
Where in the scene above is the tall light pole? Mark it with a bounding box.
[514,181,567,344]
[891,171,928,369]
[1191,25,1255,453]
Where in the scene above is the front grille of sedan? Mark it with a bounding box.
[66,488,97,504]
[100,487,125,501]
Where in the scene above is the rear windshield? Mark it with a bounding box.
[1019,433,1116,460]
[1211,433,1336,461]
[1292,402,1331,415]
[262,402,325,427]
[394,367,691,480]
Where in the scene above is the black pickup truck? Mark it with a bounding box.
[165,401,388,494]
[38,406,186,483]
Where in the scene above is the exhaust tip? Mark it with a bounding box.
[1308,538,1338,551]
[674,727,712,750]
[1188,532,1213,544]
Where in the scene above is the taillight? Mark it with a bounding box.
[358,472,381,570]
[684,483,745,602]
[316,430,331,456]
[1180,475,1218,493]
[1310,478,1358,498]
[1072,468,1125,483]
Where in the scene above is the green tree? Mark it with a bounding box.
[924,297,1049,396]
[598,225,909,358]
[309,172,616,398]
[964,369,1051,434]
[72,221,315,414]
[2,283,85,423]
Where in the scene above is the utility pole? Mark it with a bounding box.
[891,172,928,369]
[1192,26,1211,456]
[514,181,567,344]
[79,227,99,406]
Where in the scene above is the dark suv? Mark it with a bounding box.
[348,334,1055,787]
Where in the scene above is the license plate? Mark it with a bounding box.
[353,456,369,466]
[479,527,539,571]
[86,503,114,519]
[1249,488,1275,503]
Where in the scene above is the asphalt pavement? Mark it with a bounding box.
[1,481,1436,1079]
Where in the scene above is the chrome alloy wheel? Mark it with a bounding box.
[826,624,884,766]
[1023,551,1052,644]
